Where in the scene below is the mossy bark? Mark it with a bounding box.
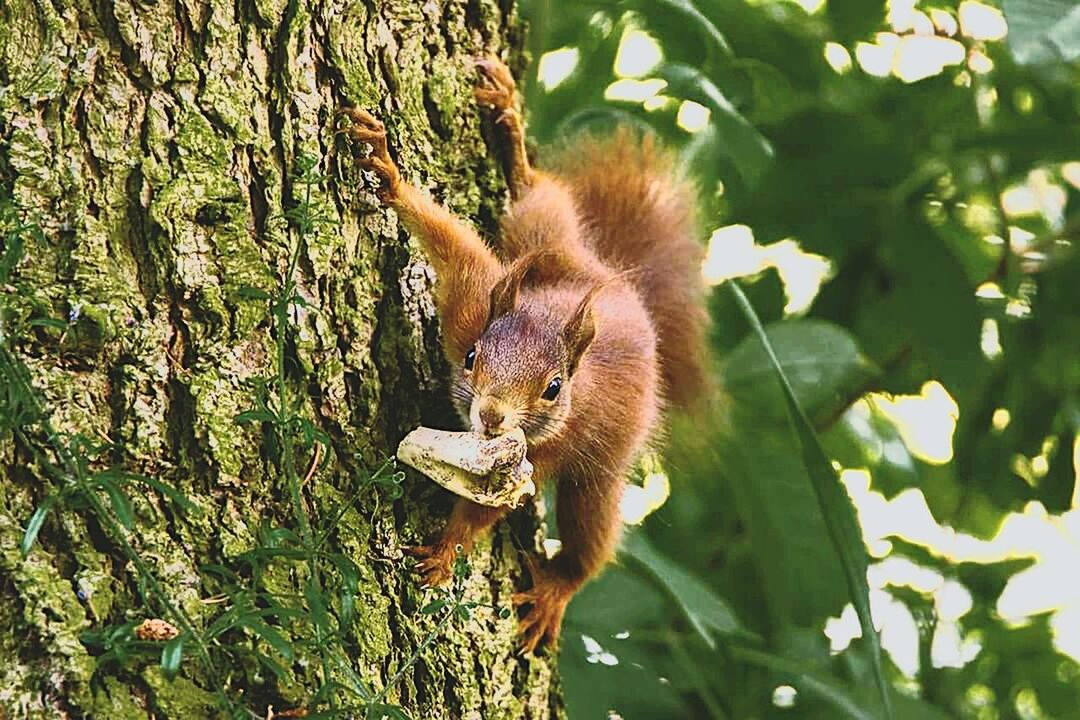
[0,1,561,718]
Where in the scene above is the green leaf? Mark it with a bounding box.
[564,564,669,634]
[28,317,68,330]
[559,622,690,720]
[827,0,885,43]
[327,553,360,628]
[259,522,303,547]
[723,319,879,425]
[294,417,330,449]
[1004,0,1080,64]
[420,599,447,615]
[160,635,185,678]
[656,62,775,186]
[0,230,24,282]
[198,563,239,582]
[620,532,749,648]
[235,285,271,301]
[237,618,294,662]
[97,477,135,530]
[728,281,893,719]
[732,644,875,720]
[134,474,200,514]
[327,553,360,589]
[96,469,199,515]
[255,651,292,684]
[21,494,58,556]
[237,546,308,564]
[289,293,313,309]
[328,649,375,701]
[628,0,731,63]
[733,58,804,125]
[305,577,331,636]
[889,217,984,411]
[234,409,277,425]
[452,552,470,580]
[366,704,412,720]
[713,411,848,625]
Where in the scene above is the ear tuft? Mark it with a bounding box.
[488,249,566,324]
[563,284,602,374]
[488,266,523,322]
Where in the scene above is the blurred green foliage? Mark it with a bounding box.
[518,0,1080,717]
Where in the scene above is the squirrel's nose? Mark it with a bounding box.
[478,403,505,434]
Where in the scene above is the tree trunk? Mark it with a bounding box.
[0,1,560,718]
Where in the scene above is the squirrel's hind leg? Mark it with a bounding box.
[514,472,624,653]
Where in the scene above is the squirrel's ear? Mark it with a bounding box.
[563,286,600,375]
[488,261,526,322]
[488,274,519,323]
[488,250,554,323]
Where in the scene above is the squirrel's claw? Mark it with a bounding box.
[512,557,573,654]
[339,106,384,132]
[403,544,455,588]
[340,106,400,202]
[473,56,517,113]
[514,587,568,655]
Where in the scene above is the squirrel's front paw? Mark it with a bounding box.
[339,107,401,202]
[474,56,517,116]
[403,543,457,588]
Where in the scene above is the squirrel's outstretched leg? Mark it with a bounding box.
[514,473,624,653]
[341,107,501,357]
[404,499,511,587]
[475,57,536,200]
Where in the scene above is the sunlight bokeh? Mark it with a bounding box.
[789,0,824,14]
[537,47,580,91]
[676,100,711,133]
[620,469,671,525]
[605,78,668,103]
[870,382,959,465]
[831,466,1080,666]
[614,28,663,78]
[701,224,832,315]
[958,1,1008,41]
[823,42,853,74]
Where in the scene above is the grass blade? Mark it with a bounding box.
[161,635,185,678]
[728,280,893,719]
[238,618,295,662]
[99,477,135,530]
[21,494,58,556]
[129,472,200,514]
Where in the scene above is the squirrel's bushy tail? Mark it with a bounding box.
[548,128,710,411]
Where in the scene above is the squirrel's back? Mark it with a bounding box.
[547,128,709,410]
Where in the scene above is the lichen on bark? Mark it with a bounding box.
[0,0,561,718]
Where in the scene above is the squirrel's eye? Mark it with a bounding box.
[542,377,562,401]
[464,346,477,371]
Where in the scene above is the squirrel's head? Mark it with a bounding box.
[450,253,600,445]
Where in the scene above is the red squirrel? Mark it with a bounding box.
[342,57,708,653]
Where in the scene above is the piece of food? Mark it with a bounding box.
[396,426,535,507]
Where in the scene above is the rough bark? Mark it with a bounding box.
[0,0,560,717]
